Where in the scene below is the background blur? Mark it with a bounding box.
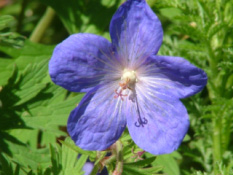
[0,0,233,174]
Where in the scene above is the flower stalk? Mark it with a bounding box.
[30,7,55,43]
[113,141,123,175]
[213,116,222,174]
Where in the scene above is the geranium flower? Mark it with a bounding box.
[82,162,108,175]
[49,0,207,155]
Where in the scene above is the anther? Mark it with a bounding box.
[114,69,137,101]
[114,89,128,101]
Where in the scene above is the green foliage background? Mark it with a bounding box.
[0,0,232,174]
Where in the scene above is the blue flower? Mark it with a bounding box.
[82,162,108,175]
[49,0,207,155]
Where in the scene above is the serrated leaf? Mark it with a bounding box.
[153,153,180,175]
[61,143,79,175]
[2,140,51,172]
[0,153,14,175]
[9,129,38,149]
[14,60,49,106]
[0,15,15,30]
[21,91,83,130]
[123,164,162,175]
[74,154,89,174]
[50,144,62,175]
[0,40,54,67]
[124,157,156,167]
[61,138,89,175]
[60,137,96,159]
[40,0,122,35]
[0,58,14,85]
[207,22,227,39]
[122,156,162,175]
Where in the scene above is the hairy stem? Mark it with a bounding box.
[113,141,123,175]
[213,116,222,174]
[17,0,28,32]
[29,7,55,43]
[90,164,100,175]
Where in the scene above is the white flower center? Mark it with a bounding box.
[121,69,137,85]
[114,69,137,101]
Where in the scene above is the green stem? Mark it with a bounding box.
[90,164,100,175]
[17,0,28,33]
[206,40,218,100]
[213,116,222,174]
[102,154,116,165]
[29,7,55,43]
[113,141,123,175]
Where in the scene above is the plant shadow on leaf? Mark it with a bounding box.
[0,66,31,156]
[0,58,56,164]
[0,132,26,157]
[0,67,27,131]
[40,0,122,34]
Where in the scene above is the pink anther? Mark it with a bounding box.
[114,89,128,101]
[131,148,146,161]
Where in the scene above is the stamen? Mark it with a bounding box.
[114,69,137,101]
[114,89,128,101]
[131,148,146,161]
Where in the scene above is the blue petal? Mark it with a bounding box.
[109,0,163,67]
[126,85,190,155]
[68,83,127,150]
[49,33,115,92]
[137,55,207,99]
[82,162,93,175]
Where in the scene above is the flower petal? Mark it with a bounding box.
[138,55,207,99]
[126,84,190,155]
[49,33,117,92]
[82,162,93,175]
[110,0,163,67]
[67,83,127,150]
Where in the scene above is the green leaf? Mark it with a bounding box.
[40,0,122,35]
[153,153,180,175]
[0,58,14,86]
[122,156,162,175]
[0,15,15,30]
[8,129,38,149]
[123,164,163,175]
[60,137,96,159]
[61,142,79,175]
[74,154,89,174]
[20,87,83,137]
[0,40,54,67]
[2,141,51,172]
[61,138,89,175]
[0,15,25,48]
[13,61,49,106]
[49,144,61,175]
[124,157,156,167]
[0,153,14,175]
